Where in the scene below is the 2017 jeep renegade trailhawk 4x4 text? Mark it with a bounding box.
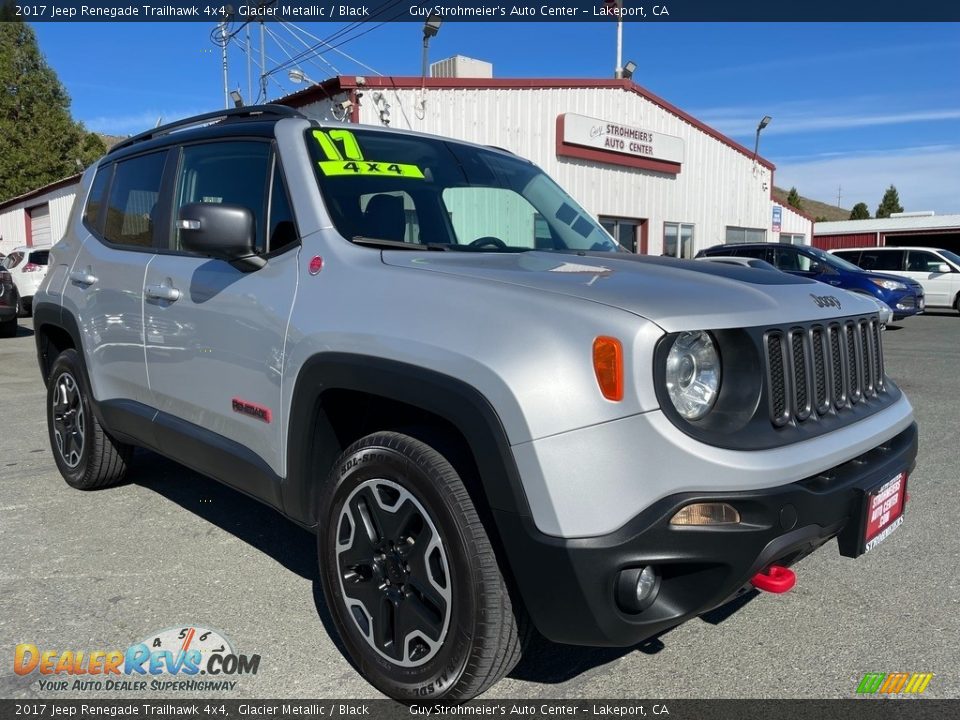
[34,106,918,700]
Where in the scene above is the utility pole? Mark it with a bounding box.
[220,20,229,109]
[246,22,252,104]
[615,17,623,78]
[837,185,842,207]
[259,20,267,102]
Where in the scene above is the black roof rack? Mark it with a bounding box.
[108,104,305,155]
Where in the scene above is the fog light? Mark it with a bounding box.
[616,566,660,613]
[670,502,740,526]
[636,565,656,603]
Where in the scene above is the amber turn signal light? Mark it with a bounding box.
[593,336,624,401]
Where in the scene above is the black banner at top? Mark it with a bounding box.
[5,0,960,22]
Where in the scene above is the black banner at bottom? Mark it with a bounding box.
[0,699,954,720]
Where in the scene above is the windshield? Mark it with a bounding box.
[804,246,863,272]
[306,128,619,252]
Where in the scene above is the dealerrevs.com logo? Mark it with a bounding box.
[14,626,260,692]
[856,672,934,695]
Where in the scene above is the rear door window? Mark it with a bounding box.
[103,151,168,248]
[27,250,50,265]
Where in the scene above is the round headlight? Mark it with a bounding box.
[665,331,721,420]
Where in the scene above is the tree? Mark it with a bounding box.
[0,19,103,201]
[849,202,871,220]
[786,187,803,210]
[876,185,903,218]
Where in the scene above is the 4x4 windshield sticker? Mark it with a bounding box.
[312,129,425,179]
[318,160,425,178]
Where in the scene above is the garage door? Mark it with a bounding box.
[29,204,51,246]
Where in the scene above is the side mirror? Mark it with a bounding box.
[178,202,264,272]
[934,262,951,274]
[808,261,825,274]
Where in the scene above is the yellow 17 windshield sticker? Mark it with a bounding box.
[312,129,424,179]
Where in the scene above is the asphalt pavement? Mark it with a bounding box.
[1,313,957,700]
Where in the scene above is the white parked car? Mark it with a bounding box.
[698,255,894,326]
[832,246,960,314]
[1,245,51,316]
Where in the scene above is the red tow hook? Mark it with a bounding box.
[750,565,796,594]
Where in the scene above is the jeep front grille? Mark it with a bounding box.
[764,317,884,427]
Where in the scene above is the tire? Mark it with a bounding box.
[955,294,960,315]
[318,431,524,701]
[46,349,133,490]
[14,296,25,318]
[0,318,15,338]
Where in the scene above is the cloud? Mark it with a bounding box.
[81,108,209,136]
[774,145,960,215]
[694,101,960,138]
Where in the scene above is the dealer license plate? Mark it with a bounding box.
[863,472,907,553]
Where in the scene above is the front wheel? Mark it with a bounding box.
[317,432,524,701]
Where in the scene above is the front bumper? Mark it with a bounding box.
[495,422,918,647]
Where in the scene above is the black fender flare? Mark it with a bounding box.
[283,352,532,527]
[32,301,82,385]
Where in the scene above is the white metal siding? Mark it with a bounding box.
[776,203,813,243]
[0,183,78,255]
[317,85,777,256]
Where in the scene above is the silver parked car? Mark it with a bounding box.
[34,106,918,700]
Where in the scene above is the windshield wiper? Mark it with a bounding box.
[352,236,451,251]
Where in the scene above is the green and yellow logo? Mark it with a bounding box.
[856,672,934,695]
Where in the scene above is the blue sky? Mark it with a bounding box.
[32,21,960,213]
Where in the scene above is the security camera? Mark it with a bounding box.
[338,100,354,111]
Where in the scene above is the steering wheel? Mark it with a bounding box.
[468,236,508,250]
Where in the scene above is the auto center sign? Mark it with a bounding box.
[557,113,685,174]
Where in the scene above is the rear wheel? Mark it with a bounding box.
[954,293,960,315]
[46,349,133,489]
[318,431,524,701]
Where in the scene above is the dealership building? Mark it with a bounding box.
[1,67,811,257]
[814,213,960,254]
[278,65,811,256]
[0,174,80,256]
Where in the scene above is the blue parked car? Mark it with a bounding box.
[696,243,925,320]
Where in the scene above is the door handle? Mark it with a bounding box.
[145,283,181,302]
[69,270,98,286]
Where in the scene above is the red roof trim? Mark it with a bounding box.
[555,115,681,176]
[0,173,81,213]
[277,76,776,170]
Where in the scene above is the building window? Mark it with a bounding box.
[664,222,694,258]
[725,226,766,245]
[780,233,805,245]
[600,216,647,254]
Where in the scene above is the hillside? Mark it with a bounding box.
[772,186,850,222]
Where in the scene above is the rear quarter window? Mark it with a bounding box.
[83,166,112,232]
[27,250,50,265]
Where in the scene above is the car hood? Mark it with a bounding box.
[382,251,880,332]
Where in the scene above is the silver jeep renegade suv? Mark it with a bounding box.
[34,106,918,700]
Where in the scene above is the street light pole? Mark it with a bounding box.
[753,115,772,162]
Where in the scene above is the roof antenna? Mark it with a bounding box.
[155,116,163,128]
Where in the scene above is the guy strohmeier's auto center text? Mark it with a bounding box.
[15,3,669,19]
